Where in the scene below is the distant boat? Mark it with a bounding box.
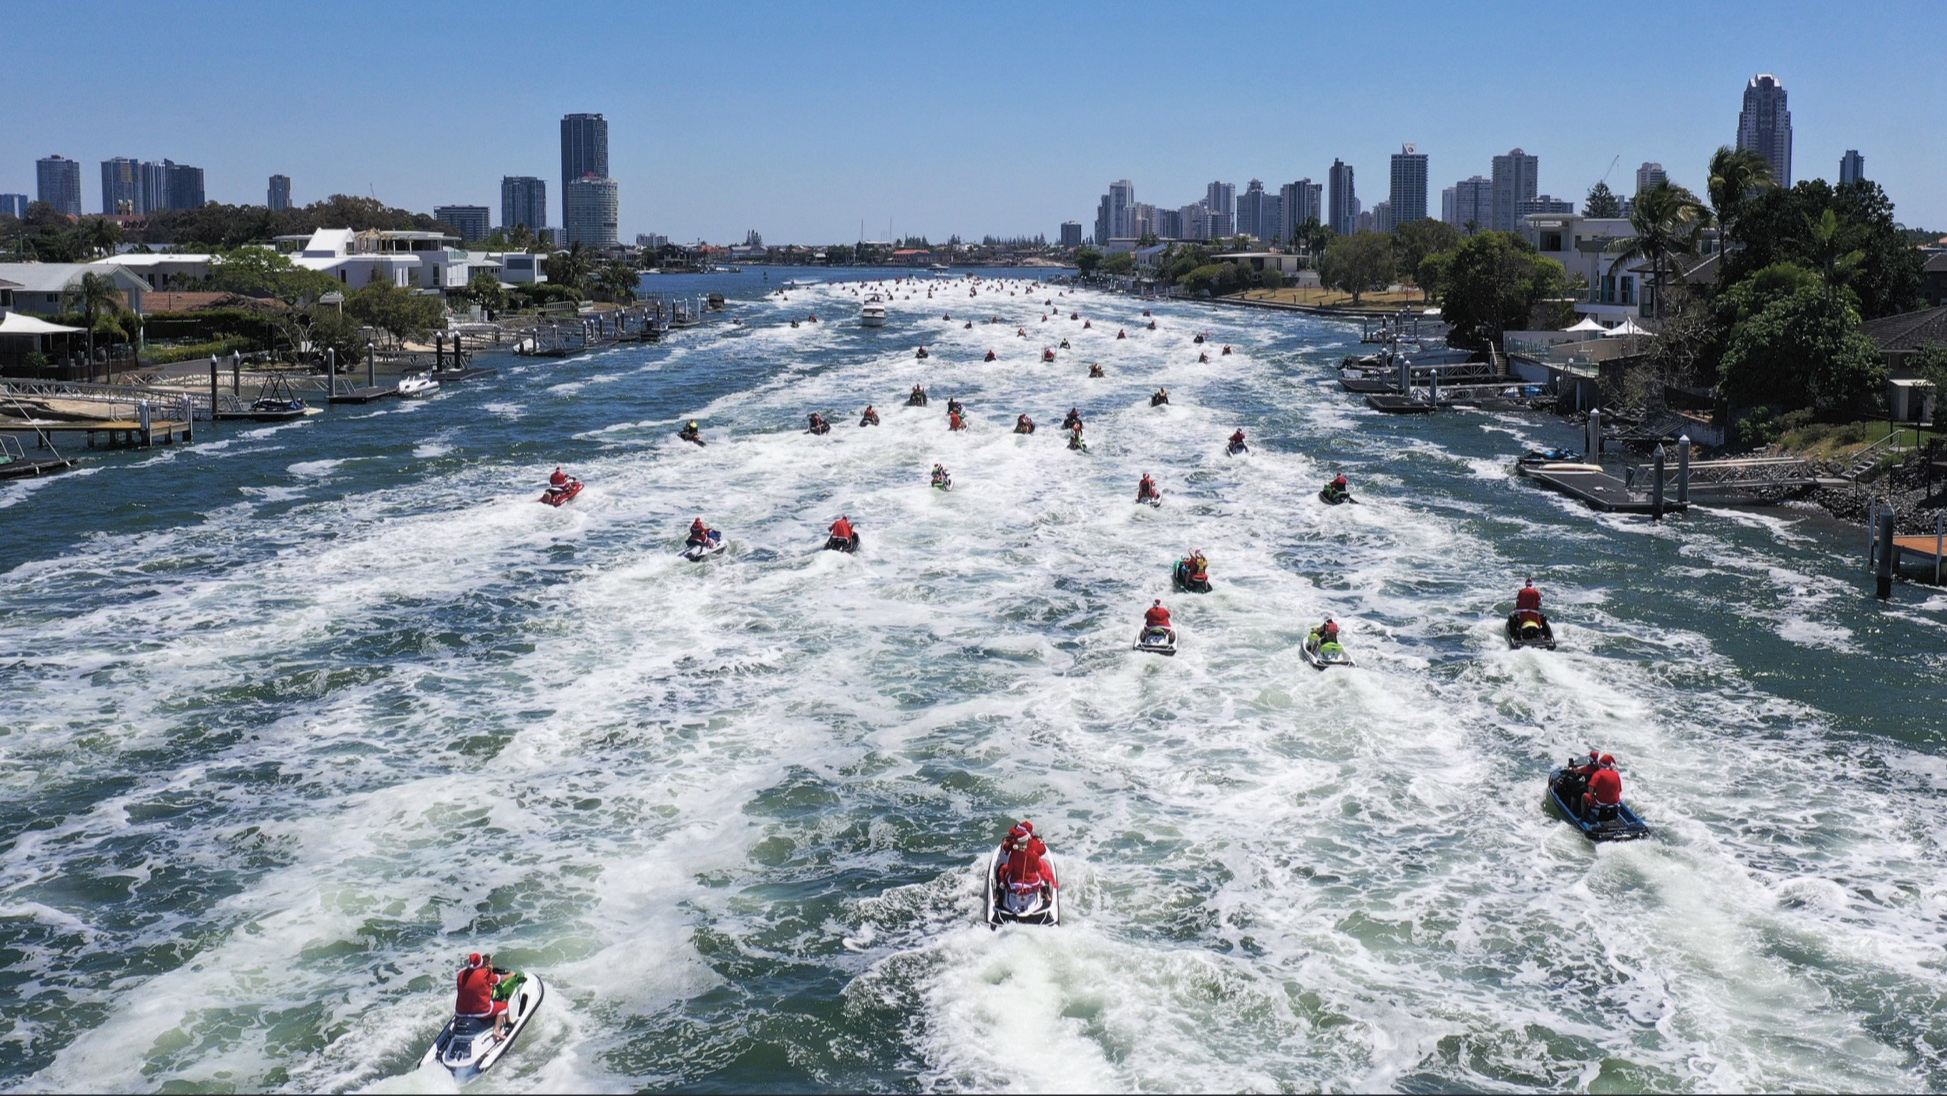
[861,296,888,327]
[928,263,951,273]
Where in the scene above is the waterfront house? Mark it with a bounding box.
[1522,211,1720,329]
[1211,251,1307,276]
[0,263,152,315]
[1861,305,1947,423]
[87,252,215,291]
[1923,252,1947,307]
[275,228,501,295]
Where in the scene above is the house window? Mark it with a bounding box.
[1540,232,1563,251]
[1621,277,1634,305]
[1601,276,1615,303]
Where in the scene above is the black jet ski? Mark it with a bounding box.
[420,970,546,1083]
[1547,766,1651,842]
[907,390,928,407]
[1319,486,1354,505]
[1172,558,1210,592]
[1134,625,1177,655]
[807,416,831,435]
[824,532,861,553]
[681,530,725,561]
[1506,612,1556,649]
[984,845,1060,928]
[678,426,705,446]
[1150,392,1169,407]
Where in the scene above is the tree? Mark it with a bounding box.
[209,247,342,306]
[1909,344,1947,426]
[543,242,592,295]
[1317,232,1394,304]
[81,217,123,258]
[1100,252,1135,275]
[1610,180,1711,319]
[62,272,130,357]
[1706,145,1776,247]
[1584,181,1623,218]
[1436,231,1568,349]
[345,280,447,346]
[1724,178,1923,319]
[1073,247,1103,275]
[593,260,639,303]
[1391,219,1461,288]
[460,268,507,312]
[1718,283,1883,418]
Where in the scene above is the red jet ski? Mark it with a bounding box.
[539,479,583,506]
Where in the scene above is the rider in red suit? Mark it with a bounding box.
[454,953,508,1040]
[1144,600,1172,629]
[1583,755,1622,815]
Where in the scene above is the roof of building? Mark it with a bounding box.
[1624,251,1723,285]
[1922,252,1947,273]
[89,253,215,268]
[0,262,152,293]
[1861,305,1947,352]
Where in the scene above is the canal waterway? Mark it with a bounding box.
[4,268,1947,1093]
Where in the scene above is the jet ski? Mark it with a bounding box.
[1226,441,1249,457]
[678,427,705,446]
[681,530,725,561]
[824,532,861,553]
[1506,612,1556,649]
[1172,558,1210,592]
[420,970,546,1083]
[1133,625,1177,655]
[984,844,1061,928]
[1517,446,1582,468]
[907,391,928,407]
[1067,434,1087,453]
[1150,392,1169,407]
[1547,767,1651,842]
[1302,630,1353,668]
[1319,486,1354,505]
[1013,420,1035,435]
[931,473,952,492]
[538,479,582,507]
[859,410,880,427]
[806,416,831,435]
[1137,489,1162,508]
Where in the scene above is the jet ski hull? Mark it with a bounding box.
[421,972,546,1082]
[1506,613,1557,649]
[1302,633,1353,669]
[1171,561,1209,593]
[1134,626,1177,655]
[985,846,1060,928]
[824,533,860,553]
[538,481,583,507]
[681,532,725,561]
[1547,769,1651,842]
[1319,489,1354,505]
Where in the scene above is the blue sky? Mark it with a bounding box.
[6,0,1943,241]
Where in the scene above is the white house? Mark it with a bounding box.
[274,228,501,293]
[1211,251,1307,276]
[0,263,153,314]
[88,252,215,290]
[1522,212,1719,328]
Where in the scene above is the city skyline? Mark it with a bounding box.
[1,1,1943,241]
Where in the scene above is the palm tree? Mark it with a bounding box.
[1609,181,1711,320]
[62,272,125,378]
[1706,146,1776,247]
[1804,208,1865,306]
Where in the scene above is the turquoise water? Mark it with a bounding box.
[4,268,1946,1093]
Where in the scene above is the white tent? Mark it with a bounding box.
[1603,317,1653,337]
[0,312,83,335]
[1564,316,1607,333]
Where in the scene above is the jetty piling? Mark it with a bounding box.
[1586,409,1602,459]
[1678,435,1691,505]
[1877,506,1898,598]
[1651,445,1667,519]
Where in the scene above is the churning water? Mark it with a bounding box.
[5,269,1947,1093]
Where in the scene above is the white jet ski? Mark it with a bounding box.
[421,970,545,1082]
[1302,631,1355,669]
[681,530,726,561]
[395,373,438,399]
[984,845,1061,928]
[1134,625,1177,656]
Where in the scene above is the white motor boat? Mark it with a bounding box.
[396,374,438,399]
[861,296,888,327]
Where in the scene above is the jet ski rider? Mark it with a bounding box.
[829,514,855,543]
[1144,599,1172,632]
[1514,578,1544,629]
[1229,429,1247,449]
[548,466,568,490]
[1000,823,1056,914]
[454,953,508,1042]
[1138,474,1157,500]
[1583,754,1622,817]
[1315,618,1340,645]
[688,517,710,546]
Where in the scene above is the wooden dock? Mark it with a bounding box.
[327,385,397,404]
[0,417,192,448]
[1520,465,1687,514]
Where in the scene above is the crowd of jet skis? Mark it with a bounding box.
[428,274,1646,1081]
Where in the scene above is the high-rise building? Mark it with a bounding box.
[1154,208,1182,240]
[1635,162,1666,195]
[37,155,81,217]
[1444,175,1490,230]
[268,174,292,211]
[164,161,205,210]
[1489,148,1538,232]
[1736,74,1792,187]
[1204,181,1235,219]
[1328,159,1357,236]
[1280,179,1322,242]
[1094,194,1111,246]
[1355,209,1375,233]
[559,113,609,228]
[138,160,168,213]
[1371,200,1392,233]
[500,176,548,233]
[1179,202,1210,242]
[1840,149,1865,185]
[1388,144,1428,230]
[434,205,492,242]
[1236,179,1271,241]
[101,157,142,215]
[1108,179,1135,240]
[1059,221,1083,247]
[564,173,619,248]
[1515,195,1575,218]
[0,194,28,219]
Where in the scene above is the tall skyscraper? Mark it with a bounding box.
[0,194,28,219]
[1634,162,1666,195]
[559,113,609,228]
[564,174,619,248]
[1736,74,1792,187]
[101,157,141,215]
[1370,201,1391,234]
[164,161,205,210]
[1094,194,1111,246]
[1489,148,1538,233]
[1178,202,1210,242]
[1388,144,1428,230]
[501,176,548,233]
[37,155,81,217]
[434,205,492,242]
[1107,179,1135,240]
[1059,221,1082,248]
[138,160,168,213]
[1280,179,1322,241]
[268,174,292,212]
[1328,159,1357,235]
[1840,149,1865,185]
[1204,181,1235,219]
[1444,175,1490,230]
[1236,179,1271,241]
